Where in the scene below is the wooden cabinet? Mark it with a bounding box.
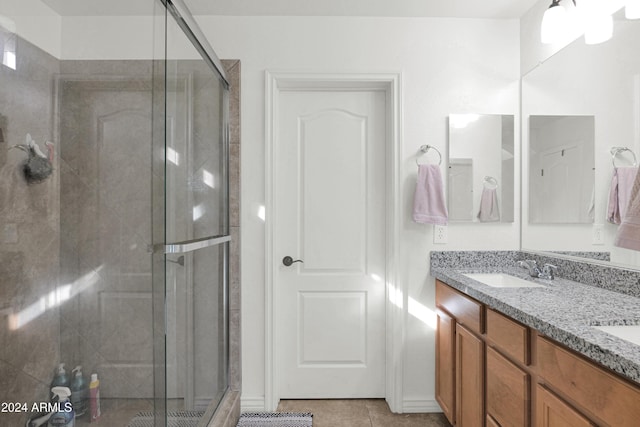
[436,280,483,334]
[435,280,484,426]
[536,384,593,427]
[455,324,484,427]
[486,308,529,365]
[435,309,455,424]
[435,279,640,427]
[537,336,640,427]
[486,346,529,427]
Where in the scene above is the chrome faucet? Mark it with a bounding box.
[518,260,542,277]
[540,263,558,280]
[518,260,558,280]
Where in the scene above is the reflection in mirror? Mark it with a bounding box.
[529,115,595,224]
[521,10,640,268]
[448,114,514,223]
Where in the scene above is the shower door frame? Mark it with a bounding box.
[153,0,232,424]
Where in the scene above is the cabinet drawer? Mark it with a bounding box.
[537,336,640,427]
[486,346,530,427]
[436,280,483,334]
[487,308,529,365]
[536,384,593,427]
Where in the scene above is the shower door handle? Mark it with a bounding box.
[282,256,304,267]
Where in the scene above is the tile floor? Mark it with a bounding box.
[277,399,452,427]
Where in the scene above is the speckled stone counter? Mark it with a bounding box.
[430,258,640,385]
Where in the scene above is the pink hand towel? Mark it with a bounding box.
[477,187,500,222]
[615,167,640,250]
[607,167,638,224]
[413,164,448,225]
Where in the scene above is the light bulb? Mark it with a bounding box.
[541,3,568,44]
[584,13,613,44]
[627,0,640,19]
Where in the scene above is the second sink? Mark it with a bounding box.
[463,273,546,288]
[592,325,640,346]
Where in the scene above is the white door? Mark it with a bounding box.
[448,159,474,221]
[540,144,582,222]
[275,88,387,398]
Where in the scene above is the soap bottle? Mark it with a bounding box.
[51,364,70,388]
[70,366,88,417]
[47,386,75,427]
[50,364,70,400]
[89,373,101,422]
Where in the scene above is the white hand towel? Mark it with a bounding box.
[413,164,448,225]
[477,187,500,222]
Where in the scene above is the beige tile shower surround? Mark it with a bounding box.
[0,29,242,427]
[0,34,61,427]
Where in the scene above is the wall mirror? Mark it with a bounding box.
[521,10,640,268]
[448,114,515,223]
[528,115,595,224]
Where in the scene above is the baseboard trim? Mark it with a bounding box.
[240,396,266,412]
[240,395,441,414]
[402,398,442,414]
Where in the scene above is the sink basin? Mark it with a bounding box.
[463,273,546,288]
[593,325,640,346]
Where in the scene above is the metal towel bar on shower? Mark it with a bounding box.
[416,144,442,166]
[611,146,638,167]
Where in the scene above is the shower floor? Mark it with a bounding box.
[74,398,187,426]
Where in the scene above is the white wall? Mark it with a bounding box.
[195,15,520,411]
[0,0,61,58]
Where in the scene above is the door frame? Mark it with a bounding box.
[264,71,404,411]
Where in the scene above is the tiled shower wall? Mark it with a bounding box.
[0,28,242,425]
[0,33,61,426]
[57,60,157,399]
[207,59,242,427]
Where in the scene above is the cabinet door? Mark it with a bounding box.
[486,346,530,427]
[456,324,484,427]
[536,384,593,427]
[436,309,455,424]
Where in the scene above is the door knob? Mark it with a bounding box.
[282,256,304,267]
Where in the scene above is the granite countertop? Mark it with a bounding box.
[431,266,640,385]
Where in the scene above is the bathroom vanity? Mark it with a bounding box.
[432,252,640,427]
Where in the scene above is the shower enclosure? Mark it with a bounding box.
[0,1,230,426]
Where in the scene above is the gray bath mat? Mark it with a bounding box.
[128,410,204,427]
[236,412,313,427]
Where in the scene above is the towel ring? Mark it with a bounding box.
[483,176,498,188]
[611,146,638,167]
[416,144,442,166]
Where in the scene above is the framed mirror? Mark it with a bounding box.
[521,10,640,268]
[448,114,515,223]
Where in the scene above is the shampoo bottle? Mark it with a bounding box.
[50,364,70,400]
[51,364,70,388]
[89,373,101,422]
[47,386,75,427]
[70,366,88,417]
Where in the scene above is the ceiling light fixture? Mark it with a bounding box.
[541,0,572,44]
[541,0,618,45]
[579,0,613,45]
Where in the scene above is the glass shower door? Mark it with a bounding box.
[161,1,231,423]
